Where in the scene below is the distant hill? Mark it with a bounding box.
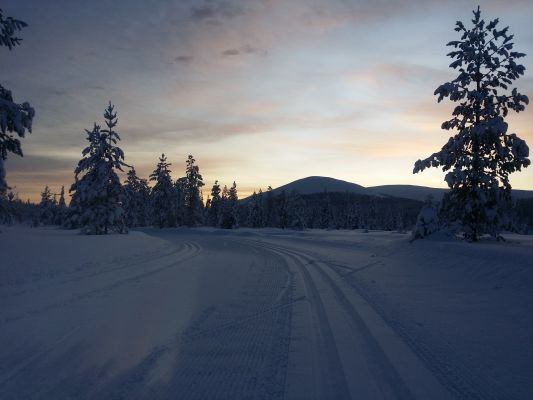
[265,177,533,201]
[513,189,533,200]
[367,185,447,202]
[368,184,533,201]
[271,176,367,196]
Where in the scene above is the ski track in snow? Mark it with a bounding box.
[0,232,296,400]
[1,228,531,399]
[325,262,510,400]
[0,240,202,390]
[85,239,295,400]
[245,239,448,400]
[0,243,188,299]
[244,238,519,400]
[0,242,201,328]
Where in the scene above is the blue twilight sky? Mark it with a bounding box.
[2,0,533,201]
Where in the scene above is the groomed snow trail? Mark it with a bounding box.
[245,239,452,400]
[2,227,530,399]
[0,228,294,400]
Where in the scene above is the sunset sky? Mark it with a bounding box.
[2,0,533,201]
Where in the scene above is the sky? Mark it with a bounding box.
[2,0,533,201]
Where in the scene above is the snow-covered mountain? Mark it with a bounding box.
[271,176,367,196]
[269,176,533,201]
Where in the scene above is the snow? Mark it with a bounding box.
[1,226,532,399]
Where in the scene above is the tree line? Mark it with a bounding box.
[14,100,424,234]
[1,7,531,239]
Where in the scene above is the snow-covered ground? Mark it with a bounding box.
[0,226,532,399]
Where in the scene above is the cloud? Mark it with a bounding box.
[221,48,240,56]
[174,55,193,63]
[5,154,77,199]
[190,5,215,21]
[220,44,265,56]
[6,154,75,174]
[190,1,245,23]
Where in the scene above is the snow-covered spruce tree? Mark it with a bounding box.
[68,103,128,234]
[413,7,530,241]
[220,182,238,229]
[247,190,264,228]
[0,9,35,222]
[184,154,204,227]
[207,180,222,227]
[318,191,334,229]
[263,186,275,227]
[227,181,239,228]
[219,184,229,227]
[53,185,67,225]
[204,195,211,224]
[123,167,151,227]
[287,191,307,230]
[149,154,176,228]
[412,196,440,240]
[174,176,186,226]
[276,190,288,229]
[38,185,55,225]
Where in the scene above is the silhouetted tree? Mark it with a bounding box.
[414,7,530,241]
[0,9,34,222]
[124,167,151,227]
[247,190,264,228]
[54,186,67,225]
[221,182,238,229]
[207,180,222,227]
[184,154,204,226]
[263,186,275,227]
[150,154,176,228]
[287,191,306,230]
[38,185,54,225]
[174,176,186,225]
[68,103,128,234]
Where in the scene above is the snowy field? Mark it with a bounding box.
[0,226,532,400]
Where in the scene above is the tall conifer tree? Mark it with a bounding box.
[414,7,530,240]
[184,154,204,226]
[68,103,128,234]
[150,154,176,228]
